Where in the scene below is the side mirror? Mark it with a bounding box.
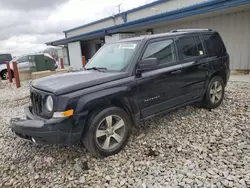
[137,58,158,73]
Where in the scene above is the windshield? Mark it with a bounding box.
[85,41,138,71]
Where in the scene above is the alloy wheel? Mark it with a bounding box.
[95,115,125,151]
[2,71,8,80]
[209,81,223,104]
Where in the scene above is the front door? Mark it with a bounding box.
[136,38,185,118]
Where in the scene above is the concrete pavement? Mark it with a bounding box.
[229,74,250,83]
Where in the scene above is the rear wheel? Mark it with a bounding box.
[83,106,132,157]
[203,76,225,109]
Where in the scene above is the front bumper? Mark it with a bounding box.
[10,106,83,145]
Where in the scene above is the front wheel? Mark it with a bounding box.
[83,106,132,157]
[203,76,225,109]
[1,70,8,80]
[0,69,14,80]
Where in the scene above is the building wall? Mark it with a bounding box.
[66,0,209,38]
[67,19,115,38]
[127,0,209,21]
[68,42,82,70]
[105,33,136,43]
[63,47,69,65]
[136,10,250,70]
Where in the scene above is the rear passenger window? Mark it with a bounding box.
[203,33,226,55]
[194,36,204,54]
[179,36,204,59]
[142,39,176,65]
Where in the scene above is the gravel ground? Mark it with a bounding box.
[0,81,250,188]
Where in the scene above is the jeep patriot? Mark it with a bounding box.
[10,29,230,157]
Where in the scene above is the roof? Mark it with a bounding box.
[46,0,250,46]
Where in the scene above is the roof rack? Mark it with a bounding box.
[170,29,212,33]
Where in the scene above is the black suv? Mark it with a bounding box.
[10,29,230,157]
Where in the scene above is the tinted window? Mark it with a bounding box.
[17,56,29,63]
[195,36,204,54]
[142,39,176,65]
[179,37,204,59]
[203,33,226,55]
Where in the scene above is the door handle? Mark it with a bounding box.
[171,70,182,75]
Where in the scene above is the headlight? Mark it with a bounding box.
[45,96,53,112]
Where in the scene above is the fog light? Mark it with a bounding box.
[31,137,36,144]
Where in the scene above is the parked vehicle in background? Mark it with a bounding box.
[44,53,58,69]
[0,53,57,80]
[10,29,230,157]
[0,54,12,80]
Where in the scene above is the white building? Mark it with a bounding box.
[47,0,250,71]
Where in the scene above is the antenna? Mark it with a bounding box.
[116,3,123,14]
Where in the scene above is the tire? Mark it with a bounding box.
[0,69,8,80]
[203,76,225,109]
[0,69,14,80]
[83,106,132,157]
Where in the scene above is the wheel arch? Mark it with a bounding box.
[209,71,227,85]
[75,87,138,133]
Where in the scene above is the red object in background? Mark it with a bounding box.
[60,58,64,69]
[12,61,20,88]
[6,61,13,83]
[82,56,86,67]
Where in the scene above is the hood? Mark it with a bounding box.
[32,71,129,95]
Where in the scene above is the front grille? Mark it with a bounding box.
[31,92,43,114]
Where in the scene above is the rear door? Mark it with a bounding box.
[176,35,208,101]
[202,33,229,84]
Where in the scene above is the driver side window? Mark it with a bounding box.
[142,39,176,66]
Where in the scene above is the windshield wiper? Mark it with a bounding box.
[85,67,107,72]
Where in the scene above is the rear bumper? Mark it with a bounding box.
[10,106,83,145]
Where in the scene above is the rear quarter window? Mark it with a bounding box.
[203,33,226,55]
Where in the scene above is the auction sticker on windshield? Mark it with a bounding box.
[119,44,137,49]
